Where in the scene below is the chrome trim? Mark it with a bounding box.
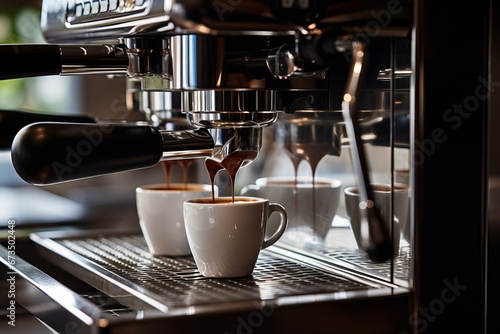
[159,128,214,159]
[183,90,279,128]
[60,44,129,75]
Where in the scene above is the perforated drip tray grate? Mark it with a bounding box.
[320,247,411,281]
[30,230,390,314]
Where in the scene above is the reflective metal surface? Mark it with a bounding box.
[0,0,427,332]
[159,128,214,159]
[60,44,129,75]
[1,0,497,333]
[29,230,404,314]
[1,236,411,333]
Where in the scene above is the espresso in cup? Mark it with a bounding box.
[191,197,259,204]
[184,196,288,278]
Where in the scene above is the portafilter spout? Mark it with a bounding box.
[209,127,262,166]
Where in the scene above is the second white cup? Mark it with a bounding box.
[136,183,215,256]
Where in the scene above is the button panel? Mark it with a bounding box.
[68,0,149,23]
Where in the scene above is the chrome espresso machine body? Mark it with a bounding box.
[0,0,497,333]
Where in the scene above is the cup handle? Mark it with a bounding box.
[262,203,288,249]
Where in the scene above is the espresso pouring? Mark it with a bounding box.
[205,151,258,203]
[283,142,335,238]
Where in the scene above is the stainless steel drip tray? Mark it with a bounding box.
[24,229,411,333]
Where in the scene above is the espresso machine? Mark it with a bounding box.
[0,0,497,333]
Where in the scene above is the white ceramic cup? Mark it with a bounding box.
[136,183,215,256]
[240,176,342,242]
[183,196,288,278]
[344,183,409,255]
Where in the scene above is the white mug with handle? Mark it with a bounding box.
[184,196,288,278]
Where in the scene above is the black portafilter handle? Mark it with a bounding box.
[11,122,214,185]
[0,110,96,150]
[0,44,128,80]
[0,45,62,79]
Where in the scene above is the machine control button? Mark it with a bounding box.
[91,0,100,14]
[75,4,83,17]
[100,0,109,12]
[109,0,119,11]
[83,2,92,15]
[281,0,294,8]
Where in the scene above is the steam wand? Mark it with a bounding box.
[341,40,393,262]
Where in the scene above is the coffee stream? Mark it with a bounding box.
[160,141,333,236]
[284,143,334,239]
[161,159,196,188]
[205,150,259,203]
[160,151,257,204]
